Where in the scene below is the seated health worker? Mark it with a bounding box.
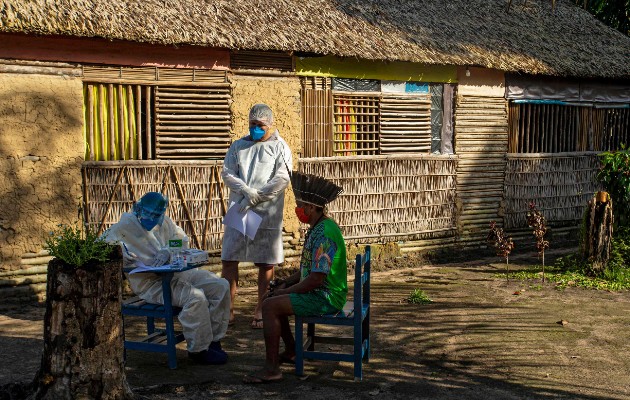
[243,172,347,383]
[101,192,231,365]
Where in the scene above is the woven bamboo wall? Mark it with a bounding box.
[299,155,458,242]
[504,152,602,229]
[82,160,227,251]
[454,95,508,240]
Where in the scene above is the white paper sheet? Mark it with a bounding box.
[128,261,175,274]
[223,202,263,240]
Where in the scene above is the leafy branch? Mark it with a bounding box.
[487,221,515,280]
[526,202,550,282]
[45,223,114,268]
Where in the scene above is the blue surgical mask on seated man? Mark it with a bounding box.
[249,125,266,140]
[133,192,168,231]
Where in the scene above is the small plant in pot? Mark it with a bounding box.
[45,223,115,268]
[30,222,132,400]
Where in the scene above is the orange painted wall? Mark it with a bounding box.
[0,33,229,69]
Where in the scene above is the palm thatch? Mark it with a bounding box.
[0,0,628,79]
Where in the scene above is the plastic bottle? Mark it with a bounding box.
[179,236,189,268]
[169,239,183,267]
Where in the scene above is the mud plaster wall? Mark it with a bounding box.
[0,74,84,271]
[229,75,302,236]
[456,67,505,97]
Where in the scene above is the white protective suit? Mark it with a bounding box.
[221,129,292,264]
[102,213,230,352]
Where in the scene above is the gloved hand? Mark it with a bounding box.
[122,245,138,268]
[239,196,253,213]
[241,186,262,205]
[151,248,171,267]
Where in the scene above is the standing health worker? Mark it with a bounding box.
[221,104,292,329]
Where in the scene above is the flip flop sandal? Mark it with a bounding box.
[279,354,295,365]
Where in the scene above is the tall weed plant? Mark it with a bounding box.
[45,224,114,268]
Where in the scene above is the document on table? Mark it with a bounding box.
[222,202,263,240]
[128,261,177,274]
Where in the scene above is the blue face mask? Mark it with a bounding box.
[249,125,266,141]
[139,217,160,231]
[137,209,165,231]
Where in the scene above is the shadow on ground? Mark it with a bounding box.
[1,250,629,399]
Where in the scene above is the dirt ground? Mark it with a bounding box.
[1,249,629,400]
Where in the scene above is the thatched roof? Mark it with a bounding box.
[1,0,629,79]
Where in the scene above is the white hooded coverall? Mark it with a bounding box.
[221,130,292,264]
[102,213,230,352]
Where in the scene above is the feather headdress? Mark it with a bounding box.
[290,171,343,207]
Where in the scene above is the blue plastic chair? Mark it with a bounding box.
[121,271,185,369]
[295,245,371,381]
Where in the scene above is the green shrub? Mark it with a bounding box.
[45,224,115,268]
[407,288,433,304]
[597,146,630,227]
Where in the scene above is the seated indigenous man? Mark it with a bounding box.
[101,192,231,365]
[243,172,346,383]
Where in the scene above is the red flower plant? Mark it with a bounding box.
[487,221,515,280]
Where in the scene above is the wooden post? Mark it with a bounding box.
[170,167,201,249]
[202,166,216,249]
[581,192,614,273]
[31,257,132,399]
[97,166,126,236]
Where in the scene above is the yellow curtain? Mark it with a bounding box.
[84,84,138,161]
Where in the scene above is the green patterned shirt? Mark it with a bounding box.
[299,218,348,310]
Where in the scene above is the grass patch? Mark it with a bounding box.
[407,288,433,304]
[495,263,630,291]
[495,227,630,291]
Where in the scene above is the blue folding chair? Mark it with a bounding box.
[295,245,371,381]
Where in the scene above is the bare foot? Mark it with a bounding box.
[243,368,283,384]
[228,311,235,326]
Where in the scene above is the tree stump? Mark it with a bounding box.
[581,194,614,274]
[30,257,133,400]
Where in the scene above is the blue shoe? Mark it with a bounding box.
[209,341,227,357]
[188,348,228,365]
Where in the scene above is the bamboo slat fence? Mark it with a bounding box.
[230,50,294,72]
[154,85,231,159]
[503,152,602,229]
[299,154,458,242]
[592,107,630,151]
[380,93,432,154]
[83,67,231,161]
[82,66,227,84]
[302,88,334,157]
[455,95,508,238]
[333,92,380,156]
[508,103,630,153]
[82,160,227,251]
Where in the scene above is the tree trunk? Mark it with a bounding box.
[30,257,133,400]
[582,195,614,274]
